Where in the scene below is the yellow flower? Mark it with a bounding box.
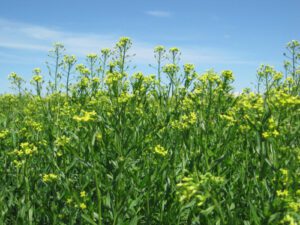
[280,214,297,225]
[153,145,167,156]
[280,168,288,176]
[221,70,234,81]
[80,191,86,198]
[66,198,72,204]
[33,75,43,82]
[262,132,270,139]
[55,136,70,147]
[86,53,98,60]
[80,203,87,210]
[272,130,279,137]
[73,110,97,122]
[0,129,9,139]
[276,189,288,197]
[43,173,58,183]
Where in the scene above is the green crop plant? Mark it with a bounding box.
[0,37,299,225]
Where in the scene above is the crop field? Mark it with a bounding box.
[0,38,299,225]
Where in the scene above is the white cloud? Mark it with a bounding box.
[145,10,172,18]
[0,18,118,54]
[0,18,255,66]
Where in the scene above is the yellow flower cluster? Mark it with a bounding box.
[219,114,236,126]
[116,37,132,48]
[0,129,9,139]
[171,112,197,130]
[86,53,98,60]
[105,72,124,85]
[76,64,91,76]
[32,75,43,82]
[280,214,298,225]
[13,159,25,168]
[10,142,38,156]
[262,117,280,139]
[154,45,165,53]
[153,145,168,156]
[118,92,132,103]
[73,110,97,122]
[163,64,180,74]
[42,173,58,182]
[199,71,221,84]
[54,135,71,147]
[92,77,100,84]
[221,70,234,81]
[271,90,300,108]
[277,189,289,197]
[183,64,195,74]
[24,119,43,132]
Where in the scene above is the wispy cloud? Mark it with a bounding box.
[0,18,255,66]
[0,18,118,55]
[224,34,231,39]
[145,10,172,18]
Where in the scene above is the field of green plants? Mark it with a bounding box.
[0,38,299,225]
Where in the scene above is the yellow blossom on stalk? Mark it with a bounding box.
[80,203,87,210]
[169,47,180,55]
[42,173,58,183]
[268,117,276,129]
[105,72,123,85]
[64,55,77,64]
[96,132,102,141]
[101,48,111,55]
[220,114,236,124]
[86,53,98,60]
[184,64,195,74]
[221,70,234,81]
[116,37,132,48]
[288,202,300,212]
[154,45,165,53]
[280,214,298,225]
[189,112,197,124]
[163,64,180,74]
[171,112,197,130]
[273,72,283,80]
[73,110,97,122]
[272,130,280,137]
[0,129,9,139]
[262,132,270,139]
[286,77,294,84]
[92,77,100,83]
[80,191,86,198]
[181,97,193,110]
[10,142,38,156]
[118,92,132,103]
[76,64,90,76]
[280,168,288,176]
[66,198,73,204]
[276,189,289,197]
[32,75,43,82]
[153,145,167,156]
[13,160,25,168]
[55,135,71,147]
[262,130,279,139]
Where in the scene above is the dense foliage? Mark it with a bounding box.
[0,38,299,225]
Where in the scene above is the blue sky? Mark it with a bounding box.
[0,0,299,92]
